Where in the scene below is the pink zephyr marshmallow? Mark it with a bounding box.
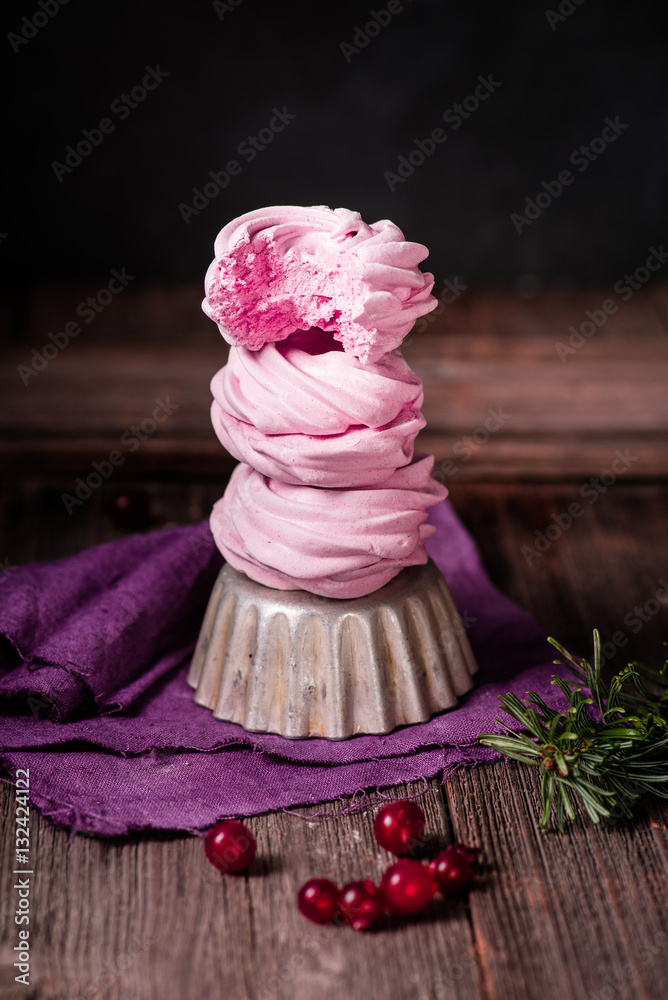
[210,328,426,487]
[202,205,437,365]
[210,456,446,599]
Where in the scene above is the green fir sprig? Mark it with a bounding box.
[478,631,668,831]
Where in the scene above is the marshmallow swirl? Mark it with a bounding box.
[212,328,423,435]
[210,328,425,486]
[210,456,447,599]
[202,205,437,365]
[211,404,425,488]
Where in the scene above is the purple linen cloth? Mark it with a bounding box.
[0,501,563,836]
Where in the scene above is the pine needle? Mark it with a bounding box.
[478,631,668,831]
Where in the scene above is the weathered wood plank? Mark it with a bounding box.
[447,482,668,662]
[447,764,668,1000]
[15,282,668,347]
[3,287,668,479]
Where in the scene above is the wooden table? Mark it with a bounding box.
[1,287,668,1000]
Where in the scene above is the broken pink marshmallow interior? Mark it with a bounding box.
[202,205,436,365]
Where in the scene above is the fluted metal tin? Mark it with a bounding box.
[187,558,478,739]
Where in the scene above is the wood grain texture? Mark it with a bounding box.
[2,286,668,479]
[1,478,668,1000]
[447,765,668,1000]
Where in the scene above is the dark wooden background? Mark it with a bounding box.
[6,0,668,286]
[1,286,668,1000]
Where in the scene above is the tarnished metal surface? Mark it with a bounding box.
[187,558,478,739]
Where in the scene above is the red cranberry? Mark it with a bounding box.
[428,849,475,894]
[373,800,425,855]
[447,843,482,865]
[297,879,341,924]
[339,879,385,931]
[381,860,436,916]
[204,820,256,874]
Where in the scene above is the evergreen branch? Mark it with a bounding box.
[478,631,668,831]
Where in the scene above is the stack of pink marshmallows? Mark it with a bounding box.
[202,205,447,599]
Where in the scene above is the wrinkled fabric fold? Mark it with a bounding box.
[0,521,223,719]
[0,501,564,836]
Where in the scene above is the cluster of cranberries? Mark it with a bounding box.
[298,799,480,931]
[203,802,480,933]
